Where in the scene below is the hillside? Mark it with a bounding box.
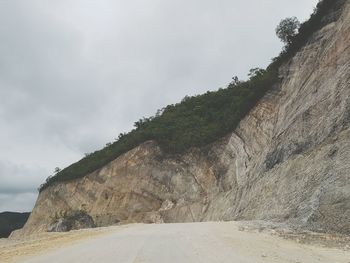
[39,0,346,192]
[0,212,30,238]
[14,0,350,238]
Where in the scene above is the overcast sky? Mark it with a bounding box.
[0,0,319,212]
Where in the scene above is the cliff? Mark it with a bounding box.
[16,0,350,237]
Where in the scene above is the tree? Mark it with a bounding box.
[117,133,125,140]
[275,17,300,45]
[230,76,240,86]
[181,95,191,103]
[54,167,61,174]
[248,68,266,79]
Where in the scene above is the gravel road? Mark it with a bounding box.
[11,222,350,263]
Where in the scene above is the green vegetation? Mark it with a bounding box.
[39,0,345,192]
[0,212,30,238]
[276,17,300,45]
[272,0,345,69]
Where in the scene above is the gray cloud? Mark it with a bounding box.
[0,161,44,194]
[0,0,318,212]
[0,193,38,212]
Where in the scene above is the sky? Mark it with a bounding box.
[0,0,319,212]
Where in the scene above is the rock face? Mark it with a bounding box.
[47,210,95,232]
[15,1,350,237]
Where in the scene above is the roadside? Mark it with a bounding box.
[1,222,349,263]
[0,224,129,263]
[237,220,350,251]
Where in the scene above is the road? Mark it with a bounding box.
[14,222,350,263]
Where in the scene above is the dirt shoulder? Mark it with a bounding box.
[236,220,350,251]
[0,225,128,263]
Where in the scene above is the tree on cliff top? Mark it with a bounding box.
[276,17,300,45]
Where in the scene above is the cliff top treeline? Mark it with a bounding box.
[39,0,345,192]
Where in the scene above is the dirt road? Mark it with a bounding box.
[2,222,349,263]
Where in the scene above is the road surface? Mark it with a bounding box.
[6,222,350,263]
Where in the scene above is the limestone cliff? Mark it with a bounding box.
[16,1,350,237]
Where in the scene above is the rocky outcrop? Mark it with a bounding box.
[47,210,95,232]
[14,1,350,237]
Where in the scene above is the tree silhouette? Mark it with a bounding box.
[276,17,300,45]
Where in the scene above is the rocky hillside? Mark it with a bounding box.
[15,0,350,237]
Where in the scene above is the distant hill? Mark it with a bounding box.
[0,212,30,238]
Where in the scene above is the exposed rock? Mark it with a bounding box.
[47,211,95,232]
[159,200,175,211]
[13,1,350,237]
